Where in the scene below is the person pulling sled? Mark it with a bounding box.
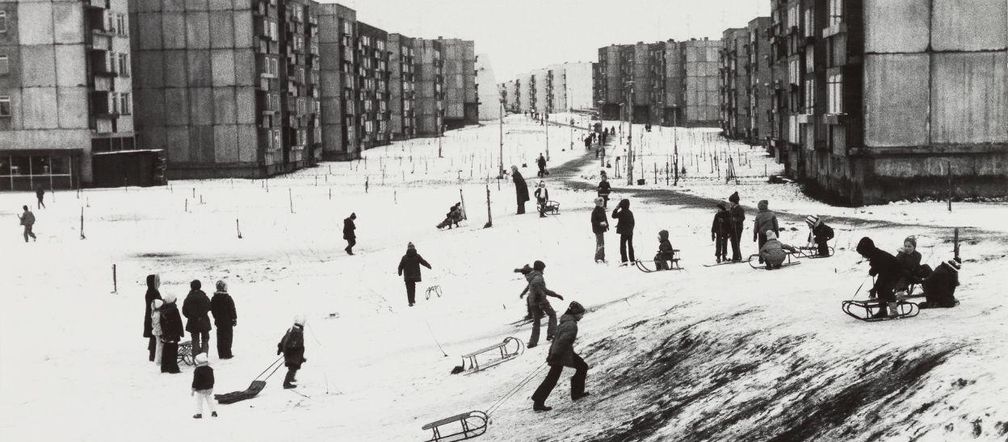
[277,316,306,389]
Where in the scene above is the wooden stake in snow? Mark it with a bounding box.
[112,264,117,294]
[365,177,369,193]
[185,198,188,213]
[483,185,492,229]
[947,162,953,212]
[459,188,467,220]
[289,188,294,214]
[79,207,86,240]
[236,219,243,239]
[953,228,960,260]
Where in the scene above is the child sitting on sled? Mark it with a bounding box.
[436,203,464,229]
[759,230,796,269]
[653,230,677,270]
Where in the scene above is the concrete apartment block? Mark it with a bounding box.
[720,28,749,139]
[562,62,593,111]
[476,53,499,120]
[389,33,416,139]
[356,21,390,150]
[439,37,476,128]
[413,37,443,137]
[683,38,720,126]
[532,68,549,115]
[747,17,772,144]
[317,3,357,159]
[664,41,685,125]
[1,0,136,190]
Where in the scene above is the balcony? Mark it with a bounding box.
[86,0,110,9]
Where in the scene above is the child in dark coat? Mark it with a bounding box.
[191,353,217,418]
[182,280,212,358]
[159,293,184,374]
[654,230,676,270]
[711,203,731,263]
[277,317,306,389]
[144,274,162,362]
[805,215,834,257]
[210,280,237,359]
[856,237,902,319]
[397,242,432,307]
[920,258,961,309]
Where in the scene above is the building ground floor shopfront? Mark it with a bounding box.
[0,150,81,191]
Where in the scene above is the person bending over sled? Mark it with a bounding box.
[856,237,902,319]
[805,215,834,257]
[919,258,961,309]
[759,231,796,270]
[436,203,464,229]
[653,230,677,270]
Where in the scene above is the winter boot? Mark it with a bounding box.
[871,305,889,319]
[211,412,218,417]
[193,414,202,419]
[572,392,591,401]
[533,402,552,412]
[887,302,899,316]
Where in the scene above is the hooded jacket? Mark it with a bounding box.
[159,300,184,342]
[759,236,795,265]
[808,222,835,244]
[19,210,35,226]
[143,274,162,338]
[611,200,635,235]
[182,288,212,333]
[896,250,923,277]
[591,205,608,234]
[752,201,779,241]
[922,261,959,307]
[150,301,163,337]
[513,170,530,203]
[210,290,237,327]
[711,206,731,238]
[343,216,356,240]
[856,237,902,293]
[277,325,306,369]
[597,180,611,198]
[547,313,580,367]
[656,231,675,260]
[398,248,431,282]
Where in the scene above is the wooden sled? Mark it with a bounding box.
[177,340,195,366]
[790,245,835,259]
[422,410,488,442]
[747,254,801,270]
[635,249,682,273]
[455,337,524,374]
[841,299,919,322]
[215,357,284,405]
[538,200,560,215]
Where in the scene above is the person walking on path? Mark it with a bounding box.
[36,189,45,209]
[182,280,212,358]
[711,203,731,263]
[210,280,237,359]
[597,172,611,208]
[537,153,548,178]
[591,197,609,263]
[526,260,564,349]
[397,242,432,307]
[534,181,549,218]
[611,199,635,265]
[531,301,588,412]
[728,192,745,262]
[343,213,357,255]
[159,293,184,374]
[144,274,163,362]
[752,200,780,264]
[277,316,306,389]
[512,166,529,215]
[18,205,36,242]
[191,353,217,418]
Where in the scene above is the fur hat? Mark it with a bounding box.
[757,200,769,210]
[294,315,306,326]
[533,260,546,272]
[162,293,177,304]
[904,236,917,248]
[594,197,605,206]
[152,299,164,310]
[766,230,777,240]
[945,257,961,272]
[194,353,209,366]
[728,192,740,204]
[190,280,201,290]
[567,301,586,316]
[805,215,819,227]
[215,280,227,293]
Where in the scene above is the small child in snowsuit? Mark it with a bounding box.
[805,215,834,257]
[191,353,217,418]
[711,203,731,263]
[654,230,677,270]
[535,181,550,218]
[277,316,306,389]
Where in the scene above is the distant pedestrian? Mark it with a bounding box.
[597,173,611,208]
[525,260,563,349]
[143,274,162,362]
[210,280,237,359]
[728,192,745,262]
[150,299,164,369]
[277,316,306,389]
[534,181,549,218]
[18,205,36,242]
[591,197,608,263]
[512,165,529,215]
[531,301,588,412]
[343,213,357,255]
[711,203,731,263]
[191,353,217,418]
[36,189,45,209]
[611,199,635,264]
[160,293,184,374]
[397,242,431,307]
[537,153,547,178]
[752,200,779,264]
[182,280,212,358]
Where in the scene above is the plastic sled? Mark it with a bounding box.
[214,356,284,405]
[747,254,801,270]
[177,340,195,366]
[454,337,524,374]
[841,299,919,322]
[422,410,488,442]
[790,245,835,259]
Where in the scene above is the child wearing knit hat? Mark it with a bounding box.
[191,353,217,418]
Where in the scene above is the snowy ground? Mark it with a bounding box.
[1,114,1006,441]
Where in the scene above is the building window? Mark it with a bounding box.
[120,93,131,115]
[0,12,6,33]
[805,79,814,114]
[829,0,843,27]
[0,54,8,75]
[118,54,129,77]
[828,73,842,114]
[117,14,127,37]
[0,95,10,117]
[804,10,814,38]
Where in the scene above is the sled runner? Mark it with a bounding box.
[422,410,488,442]
[454,337,524,374]
[790,245,835,259]
[177,340,195,366]
[635,250,682,273]
[539,200,560,215]
[747,254,801,270]
[214,356,284,405]
[702,260,745,268]
[426,285,443,300]
[841,299,919,322]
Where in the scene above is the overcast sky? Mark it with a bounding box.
[331,0,771,81]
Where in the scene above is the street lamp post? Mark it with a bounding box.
[545,112,549,162]
[498,99,504,178]
[626,80,634,185]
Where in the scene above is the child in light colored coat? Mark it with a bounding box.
[150,299,164,369]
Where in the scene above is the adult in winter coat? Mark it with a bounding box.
[711,203,732,263]
[182,280,212,357]
[526,260,564,348]
[537,153,548,178]
[397,242,432,307]
[654,230,676,270]
[919,258,961,309]
[535,181,550,218]
[512,166,530,214]
[531,301,588,412]
[143,274,162,362]
[159,293,184,374]
[150,299,164,369]
[277,316,306,389]
[856,237,902,318]
[752,200,780,263]
[18,205,36,242]
[591,197,609,263]
[758,231,796,269]
[805,215,834,257]
[210,280,237,359]
[611,199,635,264]
[597,173,611,208]
[343,213,357,255]
[728,192,745,261]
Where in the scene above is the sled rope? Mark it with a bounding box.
[485,362,547,417]
[257,356,285,381]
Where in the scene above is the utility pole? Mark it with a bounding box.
[498,99,504,178]
[545,112,550,161]
[673,110,679,186]
[438,117,443,158]
[626,81,634,185]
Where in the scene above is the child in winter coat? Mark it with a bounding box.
[210,280,237,359]
[728,192,745,262]
[159,293,184,374]
[535,181,550,218]
[150,299,164,369]
[436,203,464,229]
[805,216,834,257]
[144,274,162,362]
[654,230,677,270]
[856,237,902,319]
[752,200,779,263]
[397,242,432,307]
[612,199,635,264]
[895,236,931,292]
[277,316,306,389]
[182,280,212,358]
[525,260,564,349]
[711,203,731,263]
[759,231,796,269]
[920,258,961,309]
[191,353,217,418]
